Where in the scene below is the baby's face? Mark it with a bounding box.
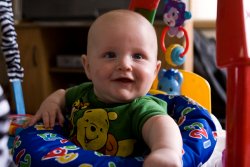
[83,10,161,103]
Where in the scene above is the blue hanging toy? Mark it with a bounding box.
[157,68,183,95]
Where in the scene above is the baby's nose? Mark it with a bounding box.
[117,56,132,71]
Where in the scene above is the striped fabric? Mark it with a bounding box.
[0,0,23,82]
[0,85,12,167]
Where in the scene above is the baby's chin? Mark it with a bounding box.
[99,94,143,104]
[110,93,146,104]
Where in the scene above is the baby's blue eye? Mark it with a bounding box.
[132,53,143,59]
[104,52,116,58]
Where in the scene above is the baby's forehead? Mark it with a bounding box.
[97,10,144,22]
[91,10,153,31]
[87,10,158,52]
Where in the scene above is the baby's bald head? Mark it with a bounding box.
[87,9,158,56]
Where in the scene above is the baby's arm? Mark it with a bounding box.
[27,89,66,128]
[142,115,182,167]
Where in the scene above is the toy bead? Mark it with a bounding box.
[170,46,186,66]
[165,44,186,67]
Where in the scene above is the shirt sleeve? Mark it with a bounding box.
[130,96,167,140]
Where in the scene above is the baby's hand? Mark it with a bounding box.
[27,101,64,128]
[143,148,182,167]
[26,89,66,128]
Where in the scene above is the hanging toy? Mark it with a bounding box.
[0,0,25,114]
[160,0,191,67]
[158,68,183,95]
[163,0,191,38]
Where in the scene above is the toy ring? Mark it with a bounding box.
[160,26,189,58]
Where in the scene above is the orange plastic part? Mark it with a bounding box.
[150,70,211,112]
[179,70,211,113]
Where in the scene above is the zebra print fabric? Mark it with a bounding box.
[0,0,19,166]
[0,85,12,167]
[0,0,23,81]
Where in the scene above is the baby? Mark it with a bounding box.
[28,9,182,167]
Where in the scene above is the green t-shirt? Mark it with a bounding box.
[65,82,167,157]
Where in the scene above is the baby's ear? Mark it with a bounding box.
[155,60,162,77]
[81,54,92,80]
